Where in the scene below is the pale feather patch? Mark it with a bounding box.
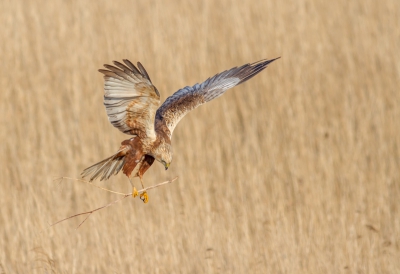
[99,61,160,140]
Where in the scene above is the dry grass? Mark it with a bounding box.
[1,0,399,273]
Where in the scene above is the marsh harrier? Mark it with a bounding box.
[82,57,279,203]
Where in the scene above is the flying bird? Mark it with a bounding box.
[82,57,280,203]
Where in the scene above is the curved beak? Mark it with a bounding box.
[165,163,170,170]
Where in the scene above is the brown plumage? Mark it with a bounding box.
[82,57,280,202]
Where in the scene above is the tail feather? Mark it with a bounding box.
[101,157,125,181]
[81,149,126,182]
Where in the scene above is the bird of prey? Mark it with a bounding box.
[82,57,279,203]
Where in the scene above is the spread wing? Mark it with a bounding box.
[155,57,280,137]
[99,60,160,140]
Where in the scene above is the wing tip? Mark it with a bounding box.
[253,56,281,67]
[267,56,281,63]
[137,62,152,82]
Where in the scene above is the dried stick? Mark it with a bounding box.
[54,176,128,196]
[51,177,178,229]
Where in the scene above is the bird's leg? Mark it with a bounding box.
[139,175,148,203]
[128,177,138,198]
[137,155,154,204]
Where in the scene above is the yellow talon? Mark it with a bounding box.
[140,191,149,203]
[132,187,138,198]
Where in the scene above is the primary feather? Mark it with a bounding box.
[156,57,280,136]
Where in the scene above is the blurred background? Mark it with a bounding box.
[1,0,399,273]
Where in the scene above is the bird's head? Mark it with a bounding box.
[159,152,172,170]
[153,143,173,170]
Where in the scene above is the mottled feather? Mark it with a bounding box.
[156,57,280,136]
[99,61,160,140]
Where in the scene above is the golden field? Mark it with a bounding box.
[1,0,399,272]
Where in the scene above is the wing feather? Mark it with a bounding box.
[112,60,133,73]
[99,60,160,139]
[155,57,280,136]
[122,59,141,74]
[137,62,152,82]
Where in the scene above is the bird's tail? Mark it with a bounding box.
[81,148,127,182]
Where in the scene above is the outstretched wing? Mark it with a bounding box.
[155,57,280,137]
[99,60,160,140]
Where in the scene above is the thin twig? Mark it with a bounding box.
[51,195,128,229]
[51,177,178,229]
[54,176,128,196]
